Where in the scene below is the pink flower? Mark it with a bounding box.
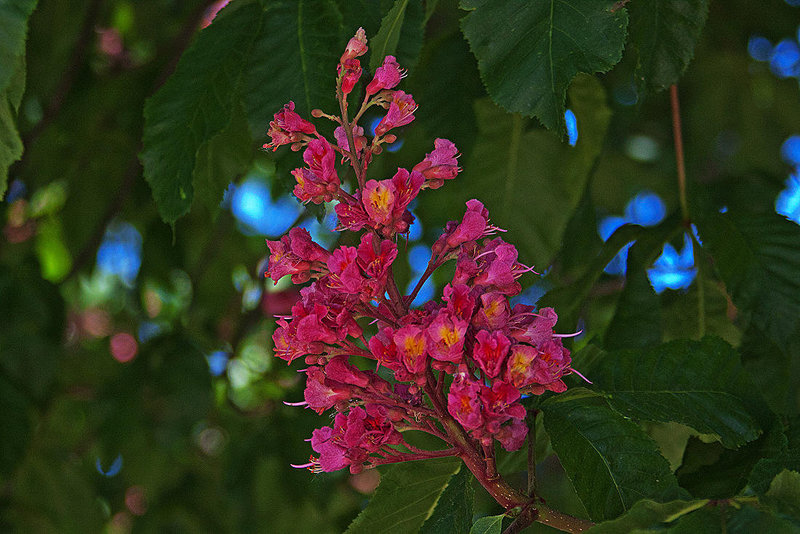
[335,193,370,232]
[445,199,490,248]
[334,125,366,155]
[338,58,362,95]
[366,55,404,95]
[356,233,398,280]
[267,233,316,284]
[325,356,370,388]
[303,139,338,184]
[442,283,476,321]
[472,292,511,330]
[496,418,528,452]
[393,325,428,376]
[304,366,351,413]
[527,338,571,394]
[481,380,526,434]
[340,27,368,63]
[287,227,329,263]
[369,327,402,372]
[447,368,483,430]
[311,424,349,472]
[362,179,396,227]
[375,91,417,136]
[264,101,316,151]
[413,139,461,188]
[504,344,538,389]
[473,329,511,378]
[426,310,467,363]
[390,168,424,216]
[511,307,558,346]
[326,246,364,294]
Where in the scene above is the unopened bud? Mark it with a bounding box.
[311,109,324,117]
[383,134,397,144]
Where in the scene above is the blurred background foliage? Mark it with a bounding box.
[2,0,800,532]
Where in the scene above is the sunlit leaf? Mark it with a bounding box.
[468,514,504,534]
[346,457,462,534]
[586,499,708,533]
[419,466,474,534]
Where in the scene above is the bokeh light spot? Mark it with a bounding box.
[124,486,147,516]
[624,135,661,162]
[647,233,697,293]
[769,38,800,78]
[408,244,431,274]
[624,191,666,226]
[776,173,800,224]
[207,351,229,376]
[231,179,301,236]
[96,221,142,286]
[407,274,435,308]
[781,135,800,166]
[96,454,123,477]
[565,109,578,147]
[110,332,138,363]
[748,35,773,61]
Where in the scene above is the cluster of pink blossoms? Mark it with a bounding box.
[263,29,581,475]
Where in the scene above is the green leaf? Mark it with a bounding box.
[589,337,762,448]
[695,211,800,349]
[242,0,342,131]
[459,0,627,133]
[740,325,800,415]
[538,223,643,331]
[419,466,474,534]
[0,0,37,95]
[0,263,63,402]
[468,514,504,534]
[724,505,800,534]
[586,499,708,533]
[542,388,682,521]
[141,1,263,224]
[764,469,800,517]
[142,0,342,223]
[0,374,32,479]
[345,457,462,534]
[409,27,484,158]
[604,222,682,349]
[369,0,411,71]
[425,74,611,285]
[0,54,25,198]
[629,0,710,93]
[681,421,785,498]
[193,99,253,215]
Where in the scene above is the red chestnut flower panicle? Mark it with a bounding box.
[263,28,586,511]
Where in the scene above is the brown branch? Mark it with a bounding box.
[670,84,690,224]
[21,0,104,150]
[60,0,218,282]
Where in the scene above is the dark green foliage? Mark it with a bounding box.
[419,466,475,534]
[542,389,683,521]
[459,0,627,134]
